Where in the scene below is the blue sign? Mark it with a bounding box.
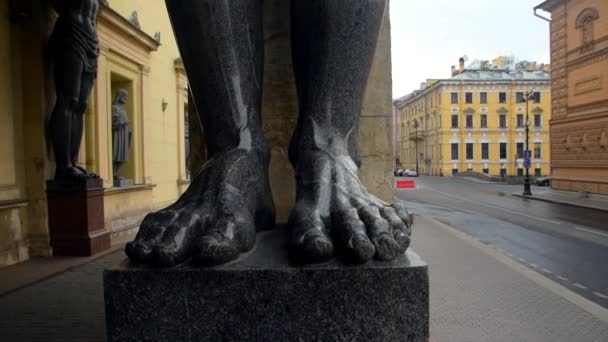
[524,150,531,159]
[523,158,531,169]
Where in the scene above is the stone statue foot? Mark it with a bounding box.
[126,147,275,267]
[55,166,88,185]
[73,164,98,178]
[289,151,411,264]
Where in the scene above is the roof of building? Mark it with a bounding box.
[535,0,565,11]
[393,56,550,108]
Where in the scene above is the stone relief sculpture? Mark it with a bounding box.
[111,89,131,183]
[48,0,99,184]
[126,0,411,266]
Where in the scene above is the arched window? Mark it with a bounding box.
[576,8,600,52]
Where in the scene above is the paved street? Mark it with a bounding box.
[2,214,608,341]
[396,176,608,308]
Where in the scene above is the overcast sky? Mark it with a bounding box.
[390,0,551,99]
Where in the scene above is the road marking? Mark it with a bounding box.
[573,283,587,290]
[518,258,526,262]
[529,263,537,268]
[506,252,513,257]
[575,226,608,238]
[497,248,505,253]
[542,268,552,274]
[594,292,608,299]
[557,275,568,281]
[423,187,562,226]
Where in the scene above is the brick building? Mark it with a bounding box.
[535,0,608,194]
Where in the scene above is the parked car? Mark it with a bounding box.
[533,177,550,186]
[394,168,404,176]
[403,170,418,177]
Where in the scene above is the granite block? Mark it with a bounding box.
[104,227,429,341]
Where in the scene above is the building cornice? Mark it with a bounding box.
[394,78,550,109]
[98,4,160,52]
[535,0,565,12]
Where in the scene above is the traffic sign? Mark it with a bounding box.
[524,150,531,159]
[523,158,531,169]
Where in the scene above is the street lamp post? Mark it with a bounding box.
[414,121,419,175]
[523,90,534,196]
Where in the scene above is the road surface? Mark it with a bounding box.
[396,176,608,308]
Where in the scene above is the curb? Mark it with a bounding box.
[512,193,608,213]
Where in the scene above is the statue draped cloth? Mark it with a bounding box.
[49,17,100,74]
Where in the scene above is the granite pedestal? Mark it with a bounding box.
[47,178,110,256]
[104,227,429,341]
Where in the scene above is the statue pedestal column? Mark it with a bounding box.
[46,179,111,256]
[104,227,429,341]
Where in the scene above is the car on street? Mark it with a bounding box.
[533,177,550,186]
[403,169,418,177]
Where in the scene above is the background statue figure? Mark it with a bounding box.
[111,89,131,179]
[48,0,99,184]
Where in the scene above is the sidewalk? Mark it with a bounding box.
[512,188,608,212]
[0,216,607,341]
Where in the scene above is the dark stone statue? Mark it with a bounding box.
[111,89,131,180]
[49,0,100,184]
[126,0,411,266]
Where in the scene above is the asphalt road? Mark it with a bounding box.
[395,176,608,308]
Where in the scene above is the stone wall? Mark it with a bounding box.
[262,1,394,222]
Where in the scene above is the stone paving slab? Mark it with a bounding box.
[413,215,608,341]
[0,215,607,341]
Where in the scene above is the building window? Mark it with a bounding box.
[533,92,541,103]
[517,114,524,128]
[452,168,459,175]
[480,92,487,104]
[535,168,542,177]
[576,8,599,51]
[466,143,473,160]
[534,114,541,128]
[451,115,458,128]
[480,114,487,128]
[465,92,473,104]
[483,168,489,174]
[517,168,524,176]
[534,142,542,159]
[516,143,524,158]
[499,92,507,103]
[481,143,489,160]
[499,114,507,128]
[516,92,525,103]
[451,92,459,104]
[500,143,507,159]
[466,115,473,129]
[451,143,459,160]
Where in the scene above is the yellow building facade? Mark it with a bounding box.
[395,58,552,177]
[0,1,192,267]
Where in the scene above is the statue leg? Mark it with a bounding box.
[126,0,274,266]
[288,0,411,263]
[50,48,87,183]
[71,71,97,177]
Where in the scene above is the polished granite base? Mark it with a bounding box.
[104,228,429,341]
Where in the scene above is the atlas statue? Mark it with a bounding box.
[126,0,412,266]
[49,0,99,184]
